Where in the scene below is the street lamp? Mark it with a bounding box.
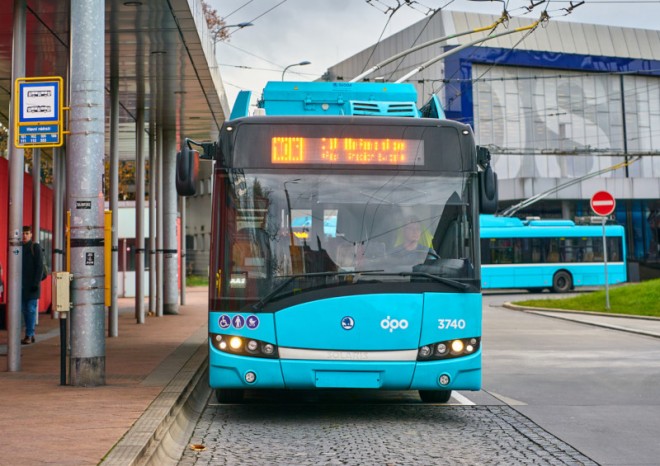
[213,22,253,54]
[281,60,311,81]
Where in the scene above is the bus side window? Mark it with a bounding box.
[480,239,491,265]
[531,239,542,263]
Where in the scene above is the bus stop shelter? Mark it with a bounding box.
[0,0,228,378]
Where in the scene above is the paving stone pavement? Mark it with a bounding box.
[180,403,597,466]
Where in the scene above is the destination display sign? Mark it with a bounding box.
[271,137,424,166]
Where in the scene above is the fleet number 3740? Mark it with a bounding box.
[438,319,466,330]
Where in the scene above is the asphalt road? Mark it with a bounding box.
[482,291,660,466]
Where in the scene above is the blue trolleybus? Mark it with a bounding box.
[176,82,499,403]
[480,214,627,293]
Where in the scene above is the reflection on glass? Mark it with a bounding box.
[221,172,476,309]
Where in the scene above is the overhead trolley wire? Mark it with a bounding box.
[351,8,511,82]
[225,0,289,38]
[222,0,255,21]
[358,8,397,75]
[395,12,545,83]
[385,1,451,81]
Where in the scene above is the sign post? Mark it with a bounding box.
[590,191,616,310]
[14,76,65,148]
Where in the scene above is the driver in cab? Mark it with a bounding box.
[390,217,437,262]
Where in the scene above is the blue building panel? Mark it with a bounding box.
[443,45,660,128]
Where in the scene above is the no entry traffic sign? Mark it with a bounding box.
[590,191,616,217]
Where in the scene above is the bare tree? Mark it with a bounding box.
[202,1,229,43]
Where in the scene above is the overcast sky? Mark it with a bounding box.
[208,0,660,108]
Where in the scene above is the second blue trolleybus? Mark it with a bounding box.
[176,82,499,403]
[480,214,627,293]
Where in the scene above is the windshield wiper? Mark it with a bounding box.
[251,270,385,311]
[360,271,470,291]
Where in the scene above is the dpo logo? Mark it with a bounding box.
[380,316,409,333]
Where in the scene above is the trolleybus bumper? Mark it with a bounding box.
[209,350,481,391]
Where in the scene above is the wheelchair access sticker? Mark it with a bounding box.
[218,314,260,330]
[218,314,231,329]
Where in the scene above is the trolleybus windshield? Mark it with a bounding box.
[215,170,477,312]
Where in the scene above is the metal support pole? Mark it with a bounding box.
[135,108,145,324]
[60,314,67,385]
[51,147,66,322]
[32,148,41,236]
[180,196,186,305]
[620,74,635,266]
[148,125,157,316]
[68,0,106,386]
[53,147,64,281]
[156,125,164,317]
[602,217,610,311]
[6,0,26,372]
[32,148,41,327]
[163,128,179,314]
[108,20,119,337]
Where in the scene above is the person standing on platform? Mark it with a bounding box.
[21,226,43,345]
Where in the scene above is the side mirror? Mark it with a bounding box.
[176,146,199,197]
[479,164,498,214]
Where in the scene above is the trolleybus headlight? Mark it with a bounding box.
[210,333,279,359]
[244,371,257,384]
[247,340,259,352]
[450,340,464,354]
[229,337,243,350]
[416,337,480,361]
[418,345,432,358]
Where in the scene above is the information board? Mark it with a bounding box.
[14,76,64,148]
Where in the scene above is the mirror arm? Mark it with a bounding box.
[184,138,216,160]
[476,145,491,170]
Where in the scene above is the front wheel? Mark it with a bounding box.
[216,388,244,403]
[552,271,572,293]
[419,390,452,403]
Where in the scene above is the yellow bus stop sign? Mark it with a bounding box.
[14,76,65,148]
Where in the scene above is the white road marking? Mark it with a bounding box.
[487,391,527,406]
[451,391,475,405]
